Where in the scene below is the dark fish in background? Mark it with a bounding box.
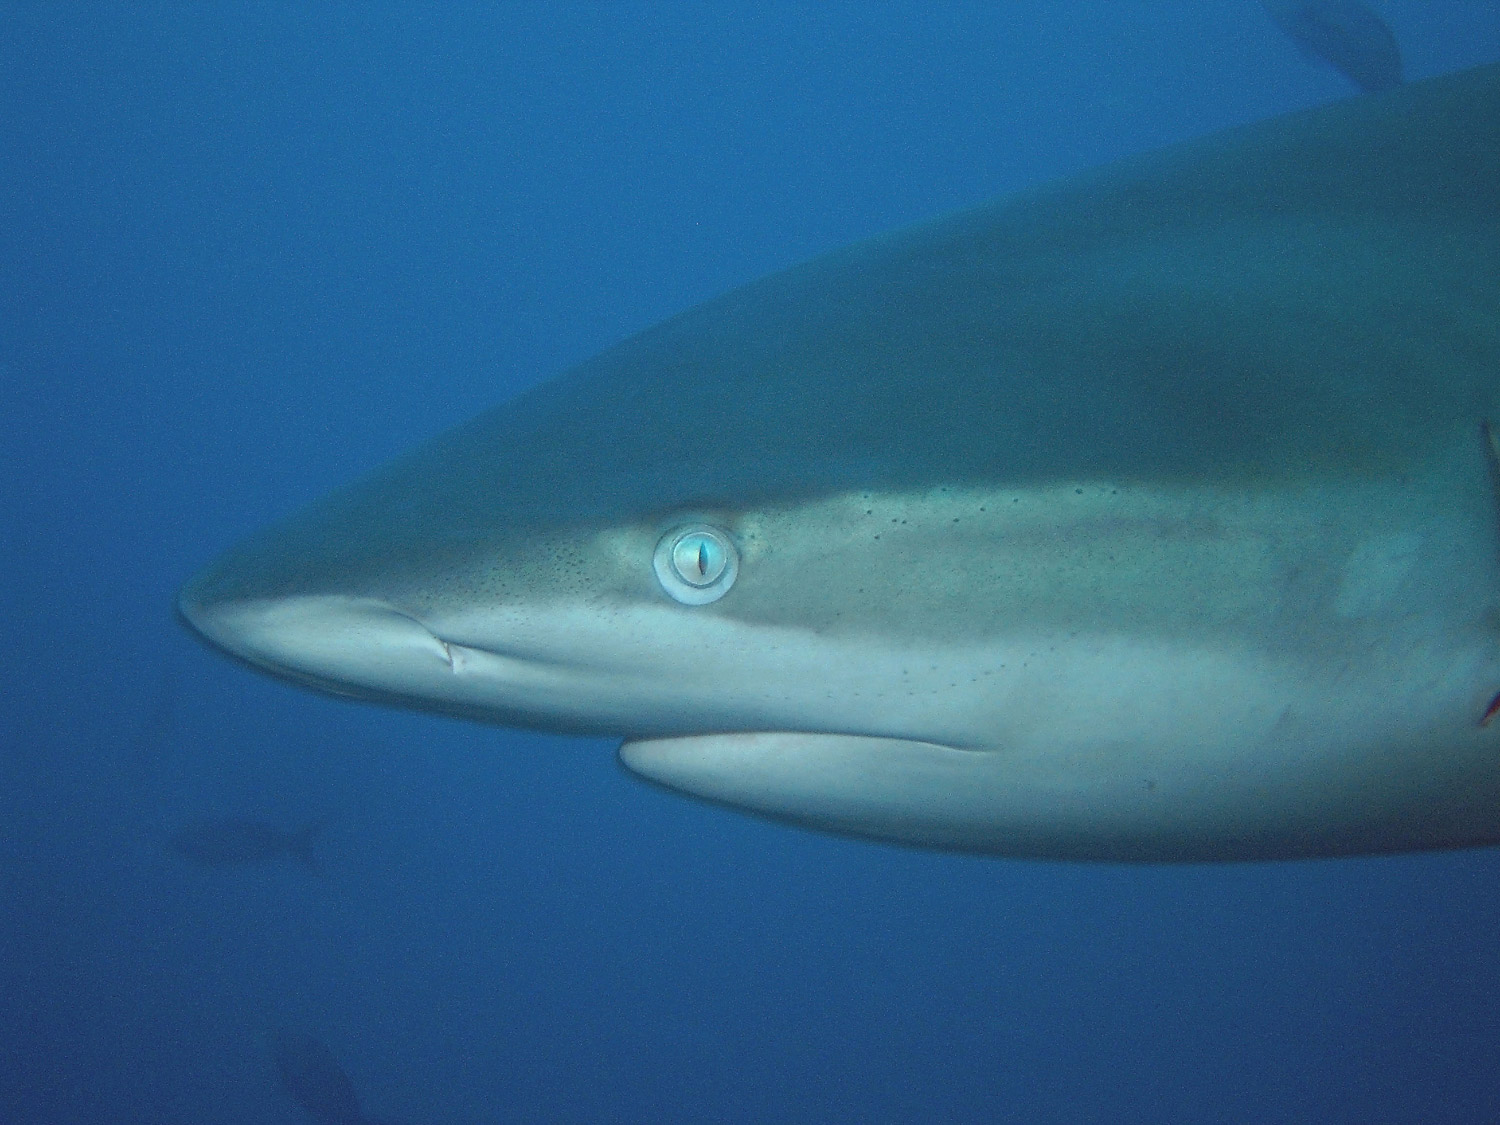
[1260,0,1403,92]
[273,1032,368,1125]
[168,817,326,871]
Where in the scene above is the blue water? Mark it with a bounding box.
[4,3,1500,1122]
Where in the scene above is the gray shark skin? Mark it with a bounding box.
[180,65,1500,861]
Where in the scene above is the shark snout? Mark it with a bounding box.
[178,585,456,692]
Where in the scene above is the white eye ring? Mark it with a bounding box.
[653,524,738,605]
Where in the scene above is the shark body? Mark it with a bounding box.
[182,66,1500,860]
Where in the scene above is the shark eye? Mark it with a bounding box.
[654,525,738,605]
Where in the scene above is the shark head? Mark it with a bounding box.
[181,64,1500,860]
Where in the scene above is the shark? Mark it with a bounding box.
[180,64,1500,861]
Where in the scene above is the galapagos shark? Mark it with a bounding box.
[180,64,1500,860]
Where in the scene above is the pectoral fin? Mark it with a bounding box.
[621,732,1019,850]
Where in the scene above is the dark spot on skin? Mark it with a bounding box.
[1145,779,1157,792]
[1075,488,1083,495]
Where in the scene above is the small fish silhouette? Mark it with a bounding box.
[272,1032,406,1125]
[1262,1,1403,93]
[273,1032,368,1125]
[168,817,326,872]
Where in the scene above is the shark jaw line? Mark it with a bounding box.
[179,587,1460,765]
[180,589,1001,745]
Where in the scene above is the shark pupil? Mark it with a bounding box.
[673,532,723,585]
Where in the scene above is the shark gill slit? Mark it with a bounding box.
[1479,421,1500,727]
